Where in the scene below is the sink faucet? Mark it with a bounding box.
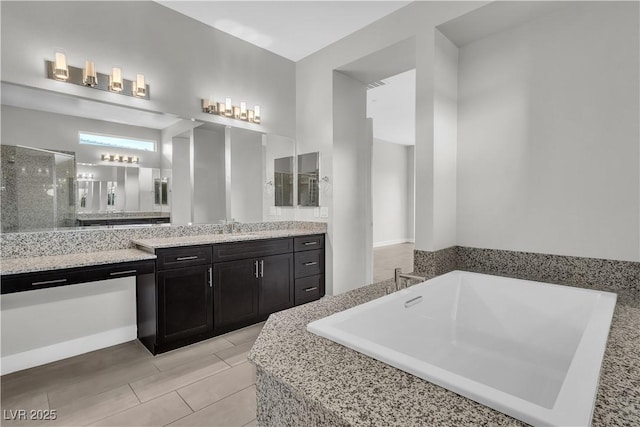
[221,218,240,233]
[394,268,426,292]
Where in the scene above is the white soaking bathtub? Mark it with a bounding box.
[307,270,617,426]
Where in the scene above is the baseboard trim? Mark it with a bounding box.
[373,238,414,248]
[0,326,137,375]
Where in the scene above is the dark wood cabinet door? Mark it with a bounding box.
[157,265,213,345]
[258,253,294,317]
[213,259,259,331]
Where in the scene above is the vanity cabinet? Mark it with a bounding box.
[137,234,324,354]
[213,239,294,334]
[293,235,325,305]
[137,245,214,354]
[1,260,155,294]
[157,264,213,346]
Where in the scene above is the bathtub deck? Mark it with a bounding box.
[248,279,640,426]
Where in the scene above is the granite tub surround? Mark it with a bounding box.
[413,246,640,306]
[0,248,156,275]
[249,279,640,427]
[0,221,327,259]
[456,247,639,295]
[413,246,457,278]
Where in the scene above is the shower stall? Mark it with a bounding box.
[1,145,76,232]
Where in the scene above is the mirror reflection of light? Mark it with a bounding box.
[213,19,273,48]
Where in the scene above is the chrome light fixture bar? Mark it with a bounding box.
[46,55,150,100]
[101,153,140,164]
[201,97,261,124]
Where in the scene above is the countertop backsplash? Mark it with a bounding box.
[0,221,327,259]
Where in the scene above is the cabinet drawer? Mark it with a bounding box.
[212,238,293,263]
[294,235,324,252]
[157,246,212,270]
[1,260,155,294]
[295,275,324,305]
[294,250,323,279]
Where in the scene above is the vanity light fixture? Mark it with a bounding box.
[201,97,262,124]
[202,97,217,114]
[319,176,331,194]
[264,180,275,196]
[132,74,146,98]
[225,98,233,117]
[46,52,150,100]
[53,51,69,81]
[83,60,97,87]
[101,153,139,164]
[109,67,123,92]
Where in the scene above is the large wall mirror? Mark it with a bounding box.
[0,82,295,231]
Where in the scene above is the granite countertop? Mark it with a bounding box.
[0,249,157,276]
[248,280,640,426]
[133,229,324,252]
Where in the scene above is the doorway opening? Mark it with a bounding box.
[366,69,416,282]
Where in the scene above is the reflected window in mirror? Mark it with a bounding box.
[79,132,157,153]
[274,156,294,207]
[298,152,319,207]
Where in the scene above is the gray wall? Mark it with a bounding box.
[194,127,226,224]
[372,139,414,247]
[1,1,295,138]
[457,2,639,262]
[230,128,263,222]
[171,137,191,225]
[296,1,484,293]
[332,71,373,294]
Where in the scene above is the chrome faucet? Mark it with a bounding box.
[394,268,426,291]
[221,218,240,233]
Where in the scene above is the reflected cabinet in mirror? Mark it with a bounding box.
[298,152,319,207]
[274,156,293,207]
[76,163,170,215]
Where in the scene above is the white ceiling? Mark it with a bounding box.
[367,69,415,146]
[157,1,411,62]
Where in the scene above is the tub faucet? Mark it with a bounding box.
[394,268,426,291]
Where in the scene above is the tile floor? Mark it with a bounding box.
[0,243,413,427]
[0,322,263,427]
[372,242,414,283]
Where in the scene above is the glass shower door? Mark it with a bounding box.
[0,145,75,232]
